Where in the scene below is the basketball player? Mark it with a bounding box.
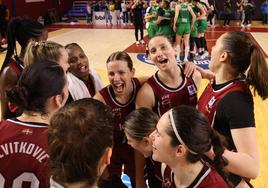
[136,35,202,116]
[0,17,47,120]
[198,31,268,187]
[150,106,229,187]
[49,98,114,188]
[0,62,68,188]
[65,43,103,102]
[1,40,69,121]
[173,0,196,62]
[94,51,148,188]
[124,108,162,188]
[192,0,208,59]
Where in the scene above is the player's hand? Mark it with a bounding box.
[184,61,196,77]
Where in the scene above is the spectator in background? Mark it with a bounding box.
[207,1,216,27]
[86,0,92,23]
[261,0,268,24]
[236,0,244,26]
[115,0,122,24]
[223,0,232,27]
[0,0,9,52]
[104,0,112,25]
[243,0,254,27]
[121,0,129,24]
[131,0,147,45]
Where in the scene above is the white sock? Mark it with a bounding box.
[184,46,189,61]
[176,45,181,60]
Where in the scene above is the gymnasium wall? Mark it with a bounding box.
[2,0,73,19]
[2,0,265,21]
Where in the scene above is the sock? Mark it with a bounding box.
[176,45,181,60]
[190,36,195,52]
[184,46,189,61]
[195,38,201,52]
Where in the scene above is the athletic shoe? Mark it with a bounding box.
[140,39,145,44]
[189,53,195,61]
[201,51,209,59]
[135,41,140,45]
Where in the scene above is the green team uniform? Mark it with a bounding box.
[156,7,174,37]
[197,2,207,33]
[197,19,207,33]
[175,3,191,36]
[190,4,199,37]
[147,6,159,38]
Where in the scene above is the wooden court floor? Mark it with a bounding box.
[0,23,268,187]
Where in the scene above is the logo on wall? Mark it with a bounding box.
[136,53,210,69]
[95,15,106,20]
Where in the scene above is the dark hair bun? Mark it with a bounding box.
[6,85,30,108]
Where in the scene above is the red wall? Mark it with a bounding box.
[2,0,74,19]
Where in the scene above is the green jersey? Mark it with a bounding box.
[178,3,190,24]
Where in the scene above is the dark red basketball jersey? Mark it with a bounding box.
[198,80,249,125]
[8,58,24,78]
[162,163,228,188]
[99,78,141,145]
[147,66,197,116]
[0,119,49,188]
[145,157,162,188]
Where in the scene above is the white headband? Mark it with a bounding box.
[169,109,197,155]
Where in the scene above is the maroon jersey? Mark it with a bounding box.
[0,119,49,188]
[198,80,249,125]
[99,77,141,145]
[8,57,24,78]
[162,164,228,188]
[147,66,197,116]
[99,78,141,178]
[145,157,162,188]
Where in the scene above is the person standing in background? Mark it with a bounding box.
[115,0,122,24]
[86,0,92,23]
[243,0,254,27]
[0,0,9,52]
[104,0,113,25]
[236,0,244,26]
[261,0,268,24]
[207,1,215,27]
[131,0,147,45]
[121,0,129,24]
[223,0,232,27]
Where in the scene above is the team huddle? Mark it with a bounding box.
[0,5,268,188]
